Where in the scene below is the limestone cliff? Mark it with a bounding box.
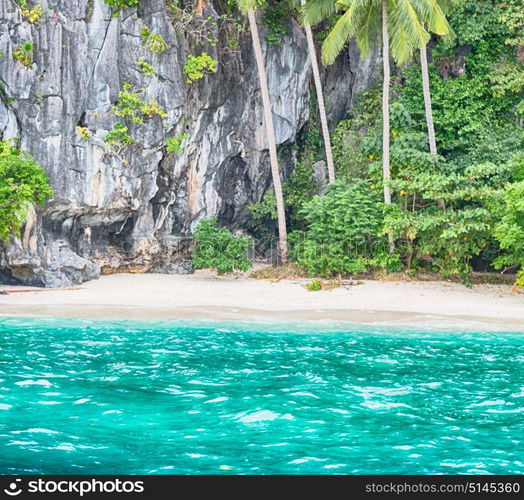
[0,0,380,287]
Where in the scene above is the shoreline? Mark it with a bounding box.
[1,272,523,332]
[1,304,523,333]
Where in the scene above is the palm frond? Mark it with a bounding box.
[237,0,259,15]
[355,1,382,59]
[321,6,357,64]
[436,0,463,15]
[303,0,339,26]
[388,0,430,64]
[414,0,450,36]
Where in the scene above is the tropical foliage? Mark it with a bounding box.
[13,42,34,67]
[492,178,524,281]
[19,1,44,24]
[192,218,252,274]
[102,0,138,11]
[4,0,524,287]
[166,133,190,154]
[183,53,218,83]
[247,0,524,286]
[0,140,53,241]
[290,180,397,276]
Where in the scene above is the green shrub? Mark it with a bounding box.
[291,180,396,277]
[192,218,252,274]
[114,83,167,123]
[305,279,322,292]
[492,180,524,281]
[104,122,133,148]
[261,0,290,46]
[384,159,505,278]
[166,133,189,154]
[516,270,524,290]
[114,83,146,123]
[137,57,157,76]
[102,0,138,11]
[249,160,317,239]
[332,88,383,181]
[140,27,169,54]
[19,1,44,23]
[183,53,217,84]
[508,152,524,182]
[386,205,493,278]
[13,42,34,67]
[0,140,53,241]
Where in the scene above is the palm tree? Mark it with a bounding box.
[413,0,456,155]
[307,0,431,251]
[298,0,336,183]
[238,0,289,263]
[419,37,437,154]
[304,0,451,158]
[413,1,456,211]
[381,0,392,215]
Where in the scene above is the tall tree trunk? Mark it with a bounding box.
[420,44,437,155]
[382,0,394,252]
[196,0,203,16]
[421,43,445,209]
[247,9,288,263]
[300,0,335,183]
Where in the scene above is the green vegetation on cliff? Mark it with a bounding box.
[0,140,53,241]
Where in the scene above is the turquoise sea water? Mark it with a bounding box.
[0,317,522,475]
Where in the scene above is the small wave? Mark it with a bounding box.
[12,428,59,435]
[291,391,319,399]
[486,408,523,414]
[7,440,38,446]
[361,401,411,410]
[54,443,76,451]
[471,399,507,407]
[289,457,326,465]
[205,397,229,404]
[237,410,280,423]
[15,379,52,388]
[188,380,223,386]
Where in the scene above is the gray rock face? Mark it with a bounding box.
[0,0,380,287]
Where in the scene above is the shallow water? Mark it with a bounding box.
[0,317,522,475]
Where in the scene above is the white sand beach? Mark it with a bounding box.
[0,272,523,331]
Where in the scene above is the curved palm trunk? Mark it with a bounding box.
[382,0,395,252]
[247,8,288,263]
[300,0,335,183]
[420,44,437,155]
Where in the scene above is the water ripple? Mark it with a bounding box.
[0,317,522,474]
